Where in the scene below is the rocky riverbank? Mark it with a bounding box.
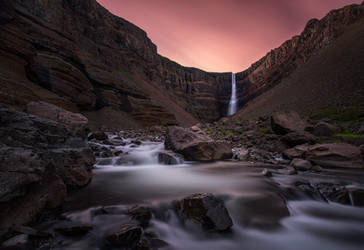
[1,106,364,249]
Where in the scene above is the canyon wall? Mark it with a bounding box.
[234,3,364,110]
[0,0,363,129]
[0,0,233,129]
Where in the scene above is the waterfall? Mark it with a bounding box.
[228,73,238,116]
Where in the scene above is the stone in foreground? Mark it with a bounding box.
[105,224,142,248]
[0,107,94,235]
[165,126,232,162]
[177,193,233,231]
[158,151,183,165]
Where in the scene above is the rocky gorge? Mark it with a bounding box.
[1,0,364,249]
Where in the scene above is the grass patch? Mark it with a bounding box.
[334,133,364,139]
[311,105,364,123]
[227,131,234,136]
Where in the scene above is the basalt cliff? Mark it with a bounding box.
[0,0,364,130]
[0,0,231,130]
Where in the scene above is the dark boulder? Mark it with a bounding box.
[128,206,152,227]
[282,145,309,159]
[290,158,312,171]
[281,131,316,147]
[0,107,95,235]
[306,143,364,168]
[105,224,142,248]
[271,111,309,135]
[165,126,232,162]
[176,193,233,231]
[312,121,341,136]
[158,151,183,165]
[88,131,108,141]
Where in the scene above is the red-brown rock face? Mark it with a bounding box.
[235,3,364,108]
[0,0,232,128]
[0,0,363,127]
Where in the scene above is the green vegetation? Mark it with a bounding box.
[257,126,270,135]
[311,105,364,123]
[334,133,364,139]
[227,131,234,136]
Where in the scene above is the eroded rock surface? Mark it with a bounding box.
[0,107,94,235]
[165,126,232,162]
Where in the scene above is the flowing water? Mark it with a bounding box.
[53,137,364,250]
[228,73,238,116]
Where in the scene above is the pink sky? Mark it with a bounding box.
[97,0,362,72]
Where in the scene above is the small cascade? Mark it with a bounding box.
[228,73,238,116]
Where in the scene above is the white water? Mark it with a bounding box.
[56,135,364,250]
[228,73,238,116]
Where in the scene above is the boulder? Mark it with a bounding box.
[165,126,232,162]
[290,158,312,171]
[176,193,233,231]
[128,206,152,228]
[26,101,88,136]
[88,131,108,141]
[306,143,364,168]
[105,224,142,248]
[312,121,341,136]
[282,145,309,159]
[271,111,309,135]
[231,192,289,228]
[281,131,316,147]
[158,151,183,165]
[55,222,93,236]
[235,148,249,161]
[0,107,94,235]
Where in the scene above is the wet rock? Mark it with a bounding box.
[312,183,363,205]
[281,131,316,147]
[96,158,113,165]
[312,121,341,136]
[234,147,249,161]
[231,192,289,228]
[1,234,29,249]
[165,126,232,162]
[291,158,312,171]
[271,111,309,135]
[306,143,364,168]
[282,145,309,159]
[105,224,142,248]
[131,140,142,145]
[311,165,324,172]
[26,101,89,137]
[261,168,272,177]
[360,145,364,159]
[177,193,233,231]
[0,107,94,235]
[88,131,107,141]
[295,181,318,197]
[113,150,124,156]
[277,166,297,175]
[128,206,152,227]
[55,222,93,236]
[13,226,50,238]
[158,151,183,165]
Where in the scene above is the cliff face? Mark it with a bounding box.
[0,0,232,129]
[0,0,363,129]
[234,3,364,109]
